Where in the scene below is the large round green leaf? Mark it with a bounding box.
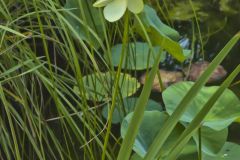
[102,97,163,123]
[179,142,240,160]
[111,42,166,70]
[121,111,185,158]
[203,142,240,160]
[103,0,127,22]
[193,126,228,156]
[178,139,198,160]
[163,81,240,130]
[73,72,140,101]
[64,0,105,48]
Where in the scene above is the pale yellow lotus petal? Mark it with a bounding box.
[103,0,127,22]
[127,0,144,14]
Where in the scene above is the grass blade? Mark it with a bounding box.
[166,64,240,160]
[0,85,21,160]
[0,25,27,38]
[143,32,240,160]
[117,49,162,160]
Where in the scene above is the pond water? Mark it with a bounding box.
[161,0,240,145]
[156,1,237,62]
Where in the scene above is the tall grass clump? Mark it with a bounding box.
[0,0,239,160]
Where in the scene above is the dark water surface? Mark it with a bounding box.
[157,0,240,144]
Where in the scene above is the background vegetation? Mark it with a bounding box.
[0,0,239,159]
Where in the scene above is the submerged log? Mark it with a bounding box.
[139,61,227,92]
[183,61,227,83]
[139,69,184,92]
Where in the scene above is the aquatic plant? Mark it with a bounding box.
[0,0,239,160]
[93,0,144,22]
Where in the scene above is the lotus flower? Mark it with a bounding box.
[93,0,144,22]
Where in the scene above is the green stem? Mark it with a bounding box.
[198,127,202,160]
[189,0,204,59]
[101,12,129,160]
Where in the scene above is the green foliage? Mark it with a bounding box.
[136,5,185,62]
[163,82,240,130]
[167,1,206,21]
[121,111,185,158]
[131,153,143,160]
[178,142,240,160]
[220,0,240,15]
[111,42,165,70]
[122,111,227,159]
[64,0,105,48]
[231,83,240,99]
[142,32,240,160]
[203,142,240,160]
[93,0,113,7]
[73,72,140,101]
[0,25,27,38]
[138,5,180,41]
[0,0,239,159]
[117,47,163,160]
[165,0,240,37]
[102,97,162,123]
[119,77,238,158]
[118,32,240,160]
[193,127,228,155]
